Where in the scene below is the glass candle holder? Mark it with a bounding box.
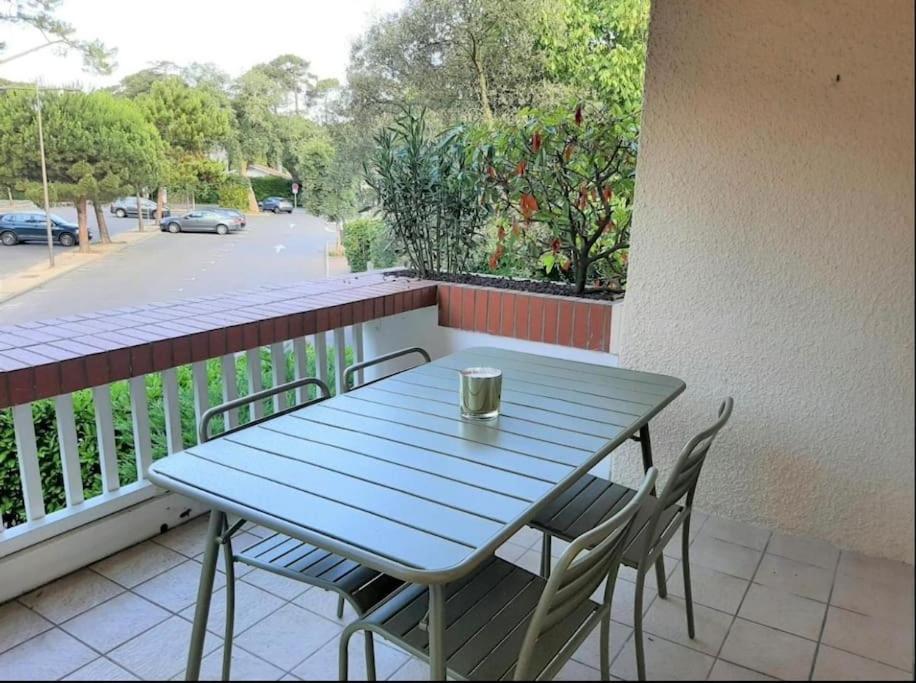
[459,367,502,420]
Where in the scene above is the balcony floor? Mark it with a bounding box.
[0,512,912,681]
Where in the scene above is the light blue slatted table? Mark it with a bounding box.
[147,346,685,680]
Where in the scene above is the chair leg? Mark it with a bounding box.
[681,519,696,639]
[633,569,647,682]
[654,554,668,599]
[337,596,345,620]
[221,531,236,681]
[339,624,357,682]
[599,610,611,681]
[540,532,552,578]
[364,631,377,681]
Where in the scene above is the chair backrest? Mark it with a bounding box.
[342,346,431,393]
[199,376,331,443]
[639,397,734,561]
[514,468,659,681]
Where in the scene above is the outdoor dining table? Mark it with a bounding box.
[147,345,685,681]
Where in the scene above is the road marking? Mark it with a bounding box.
[274,244,286,254]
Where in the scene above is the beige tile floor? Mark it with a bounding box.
[1,512,912,681]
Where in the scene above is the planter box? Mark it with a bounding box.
[436,282,617,353]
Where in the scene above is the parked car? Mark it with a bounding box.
[258,196,293,214]
[160,209,244,235]
[211,208,246,228]
[110,197,170,219]
[0,212,87,247]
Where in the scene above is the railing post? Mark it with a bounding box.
[270,343,286,412]
[162,367,184,454]
[129,377,154,481]
[12,404,45,522]
[91,385,120,493]
[314,332,329,390]
[54,394,85,506]
[333,328,346,395]
[353,323,365,387]
[246,348,264,419]
[292,337,309,403]
[191,361,209,443]
[220,354,239,430]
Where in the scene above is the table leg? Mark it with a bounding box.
[186,510,224,681]
[638,425,669,598]
[428,584,446,681]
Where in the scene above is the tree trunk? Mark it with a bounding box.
[239,160,260,212]
[93,201,111,244]
[136,189,144,232]
[156,186,166,222]
[469,40,494,123]
[574,249,589,294]
[76,198,90,253]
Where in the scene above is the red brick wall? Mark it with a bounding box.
[436,283,613,352]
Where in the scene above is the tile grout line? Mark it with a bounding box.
[707,530,773,680]
[807,549,842,681]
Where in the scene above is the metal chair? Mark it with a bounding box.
[342,346,431,393]
[530,398,734,680]
[338,469,660,681]
[197,376,405,681]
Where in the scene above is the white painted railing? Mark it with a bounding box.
[0,325,365,563]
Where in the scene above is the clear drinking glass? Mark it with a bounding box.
[459,367,502,420]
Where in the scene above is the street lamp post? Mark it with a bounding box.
[35,83,55,268]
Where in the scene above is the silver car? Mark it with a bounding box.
[160,209,244,235]
[111,197,170,218]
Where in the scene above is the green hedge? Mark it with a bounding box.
[217,176,251,210]
[342,218,398,272]
[0,344,350,528]
[250,177,295,202]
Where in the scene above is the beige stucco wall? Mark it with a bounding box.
[620,0,914,561]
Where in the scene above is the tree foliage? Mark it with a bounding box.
[539,0,650,113]
[348,0,557,127]
[0,0,115,73]
[136,77,232,155]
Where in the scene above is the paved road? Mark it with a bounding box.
[0,209,347,325]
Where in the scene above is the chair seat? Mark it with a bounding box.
[358,556,600,681]
[530,475,683,567]
[237,533,404,615]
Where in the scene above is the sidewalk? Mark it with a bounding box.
[0,228,162,305]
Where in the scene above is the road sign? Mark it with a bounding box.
[292,183,299,194]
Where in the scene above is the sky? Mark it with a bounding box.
[0,0,406,88]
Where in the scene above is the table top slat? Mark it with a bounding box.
[186,440,503,545]
[392,369,638,426]
[293,404,575,482]
[415,364,647,417]
[457,347,682,389]
[377,379,622,438]
[159,452,472,570]
[223,424,529,521]
[349,387,609,452]
[262,414,552,502]
[329,394,590,464]
[436,353,672,403]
